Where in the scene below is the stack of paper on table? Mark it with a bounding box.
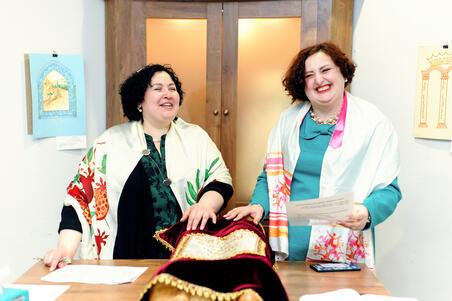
[299,288,418,301]
[41,265,147,285]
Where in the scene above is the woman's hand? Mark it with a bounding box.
[337,204,369,231]
[43,249,73,271]
[43,229,81,271]
[181,202,217,231]
[224,204,264,224]
[180,191,224,230]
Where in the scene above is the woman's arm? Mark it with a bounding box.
[199,181,233,211]
[180,130,234,230]
[44,229,81,271]
[338,178,401,230]
[249,168,270,218]
[58,206,82,233]
[363,178,402,227]
[45,145,101,267]
[224,167,269,224]
[45,205,83,271]
[181,190,224,230]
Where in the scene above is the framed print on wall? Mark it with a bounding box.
[414,45,452,140]
[25,53,86,138]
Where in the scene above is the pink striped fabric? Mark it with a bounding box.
[329,93,348,149]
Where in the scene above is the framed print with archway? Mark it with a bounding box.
[414,45,452,140]
[25,53,86,138]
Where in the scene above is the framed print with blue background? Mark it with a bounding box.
[25,53,86,138]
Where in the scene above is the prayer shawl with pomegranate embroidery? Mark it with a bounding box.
[64,118,232,259]
[266,92,399,269]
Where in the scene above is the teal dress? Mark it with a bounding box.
[250,114,401,260]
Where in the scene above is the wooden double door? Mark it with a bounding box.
[106,0,353,209]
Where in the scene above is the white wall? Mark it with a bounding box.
[352,1,452,300]
[0,0,105,282]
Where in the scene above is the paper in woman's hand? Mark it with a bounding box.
[286,192,353,225]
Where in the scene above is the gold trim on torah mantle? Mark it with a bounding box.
[153,228,175,252]
[145,273,264,301]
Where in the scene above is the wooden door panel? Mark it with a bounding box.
[205,3,223,146]
[143,1,208,18]
[238,0,301,17]
[221,2,239,202]
[221,1,302,209]
[135,2,224,147]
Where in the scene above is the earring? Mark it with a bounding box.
[137,106,142,112]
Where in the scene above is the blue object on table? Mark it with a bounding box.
[0,287,29,301]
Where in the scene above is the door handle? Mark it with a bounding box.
[223,109,229,116]
[213,109,219,116]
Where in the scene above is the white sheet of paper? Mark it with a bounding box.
[5,284,70,301]
[300,288,360,301]
[286,192,353,225]
[299,288,418,301]
[360,295,418,301]
[41,265,147,285]
[56,135,87,150]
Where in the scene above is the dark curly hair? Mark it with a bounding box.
[119,64,184,121]
[282,42,356,103]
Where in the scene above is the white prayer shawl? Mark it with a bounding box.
[266,92,400,269]
[64,118,232,259]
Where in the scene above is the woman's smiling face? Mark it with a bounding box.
[141,71,180,127]
[303,51,345,111]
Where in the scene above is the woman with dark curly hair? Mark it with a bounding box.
[226,42,401,270]
[44,64,233,270]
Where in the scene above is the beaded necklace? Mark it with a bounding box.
[309,109,338,125]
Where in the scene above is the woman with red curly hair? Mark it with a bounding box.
[226,42,401,270]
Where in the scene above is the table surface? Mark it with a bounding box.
[15,260,389,301]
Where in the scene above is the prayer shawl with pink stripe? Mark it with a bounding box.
[265,93,399,269]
